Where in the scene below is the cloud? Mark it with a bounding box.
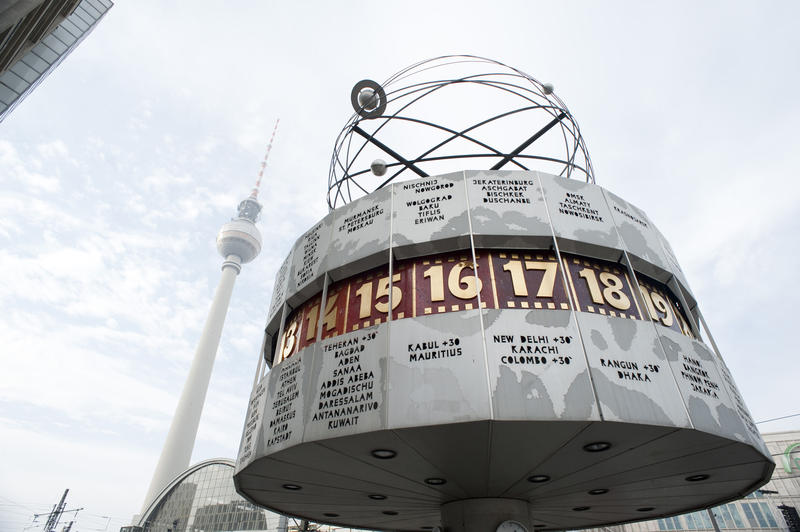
[36,139,69,159]
[0,140,61,193]
[2,1,800,526]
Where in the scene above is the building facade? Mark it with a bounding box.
[0,0,112,122]
[600,431,800,532]
[129,459,278,532]
[126,458,364,532]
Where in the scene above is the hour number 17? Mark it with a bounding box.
[502,260,558,298]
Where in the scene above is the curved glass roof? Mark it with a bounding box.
[141,460,277,532]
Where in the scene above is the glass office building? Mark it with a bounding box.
[590,431,800,532]
[0,0,112,122]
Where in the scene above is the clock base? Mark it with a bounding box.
[442,498,531,532]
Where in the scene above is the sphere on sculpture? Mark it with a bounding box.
[357,88,379,111]
[370,158,387,176]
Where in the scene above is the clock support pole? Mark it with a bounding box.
[441,498,533,532]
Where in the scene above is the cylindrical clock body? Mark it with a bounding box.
[234,170,773,532]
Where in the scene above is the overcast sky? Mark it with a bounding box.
[1,1,799,531]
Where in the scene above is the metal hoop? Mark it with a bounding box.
[350,79,387,119]
[330,56,595,210]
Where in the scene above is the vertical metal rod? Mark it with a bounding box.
[537,174,603,418]
[252,330,266,390]
[460,171,493,420]
[708,508,723,532]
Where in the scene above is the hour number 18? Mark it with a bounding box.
[577,268,631,310]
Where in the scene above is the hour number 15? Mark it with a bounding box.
[354,273,402,319]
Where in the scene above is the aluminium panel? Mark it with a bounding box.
[715,357,769,455]
[577,312,691,428]
[267,250,293,333]
[652,224,696,309]
[326,186,391,279]
[465,170,553,248]
[391,173,470,259]
[538,172,621,259]
[235,378,268,472]
[657,326,750,442]
[287,213,333,304]
[387,311,491,429]
[302,323,388,443]
[602,189,671,281]
[257,348,310,457]
[483,308,599,421]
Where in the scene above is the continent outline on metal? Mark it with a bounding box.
[236,170,773,531]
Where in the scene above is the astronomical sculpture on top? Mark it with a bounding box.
[233,56,773,532]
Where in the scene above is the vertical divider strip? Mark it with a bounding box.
[538,173,604,421]
[463,171,494,420]
[650,227,703,340]
[385,183,395,431]
[462,170,494,496]
[274,301,289,366]
[252,329,266,390]
[599,189,694,428]
[299,272,332,443]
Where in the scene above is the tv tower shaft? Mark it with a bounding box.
[139,122,277,516]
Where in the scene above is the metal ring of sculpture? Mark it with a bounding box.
[350,79,388,119]
[328,55,595,210]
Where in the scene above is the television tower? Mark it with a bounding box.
[139,120,279,514]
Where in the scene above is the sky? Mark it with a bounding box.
[1,1,800,531]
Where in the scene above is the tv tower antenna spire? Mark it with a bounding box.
[138,120,278,518]
[236,118,279,223]
[251,118,279,199]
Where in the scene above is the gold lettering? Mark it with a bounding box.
[525,260,558,298]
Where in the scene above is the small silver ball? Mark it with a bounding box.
[358,88,379,111]
[370,159,387,176]
[542,83,554,95]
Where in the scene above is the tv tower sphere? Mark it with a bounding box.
[216,194,263,265]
